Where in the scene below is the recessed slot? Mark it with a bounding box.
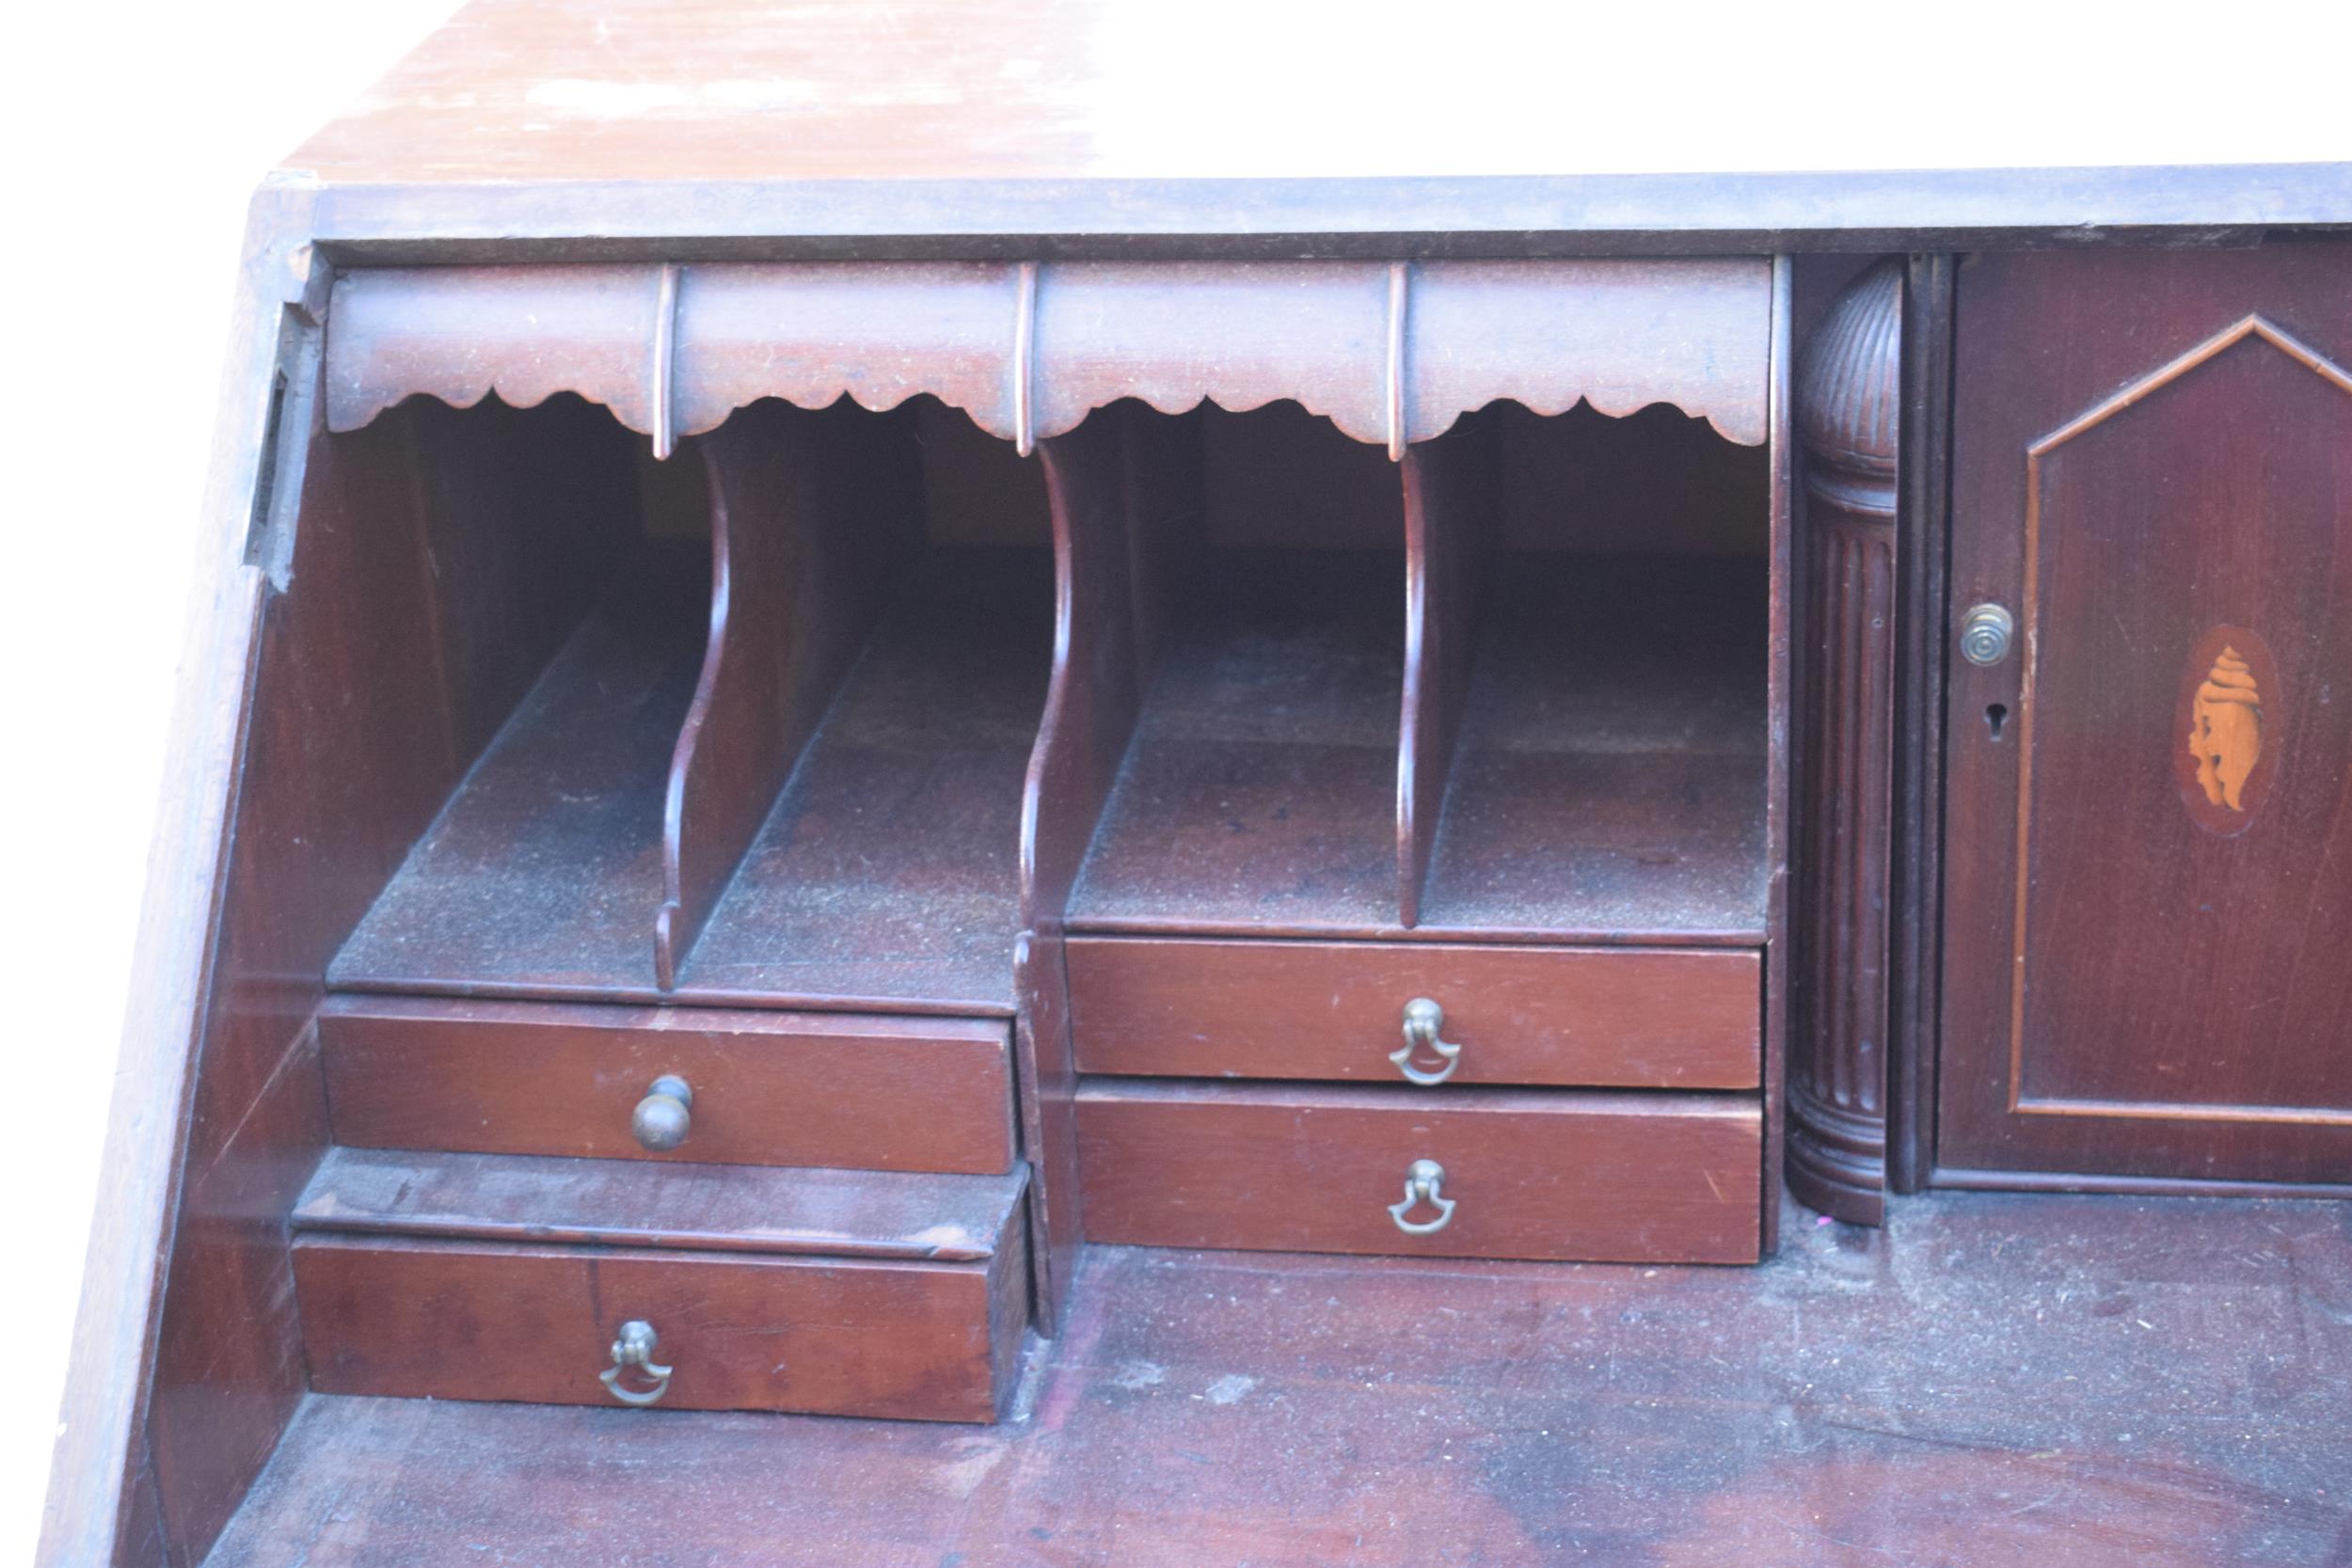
[1067,403,1406,934]
[1409,404,1772,942]
[1985,702,2009,741]
[328,393,1054,1009]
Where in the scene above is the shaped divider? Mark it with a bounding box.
[1395,410,1502,927]
[1018,401,1204,1324]
[654,401,923,987]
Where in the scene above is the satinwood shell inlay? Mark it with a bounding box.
[2175,625,2280,835]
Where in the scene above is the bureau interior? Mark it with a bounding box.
[1066,396,1773,941]
[322,390,1055,1014]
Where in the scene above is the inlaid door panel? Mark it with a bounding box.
[1939,245,2352,1188]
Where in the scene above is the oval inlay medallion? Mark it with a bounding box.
[2174,624,2281,835]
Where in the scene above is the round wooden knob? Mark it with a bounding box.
[631,1074,693,1151]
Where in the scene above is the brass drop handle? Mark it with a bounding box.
[1387,1158,1457,1235]
[1390,998,1462,1085]
[631,1074,693,1151]
[599,1319,674,1406]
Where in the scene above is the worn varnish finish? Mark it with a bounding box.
[324,258,1774,456]
[655,400,920,983]
[292,1232,1025,1420]
[138,390,647,1568]
[293,1148,1027,1260]
[211,1192,2352,1567]
[1075,1080,1762,1263]
[1941,245,2352,1189]
[1787,258,1904,1225]
[1068,937,1760,1088]
[318,996,1015,1175]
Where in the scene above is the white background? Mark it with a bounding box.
[0,2,2344,1560]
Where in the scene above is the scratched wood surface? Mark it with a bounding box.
[207,1192,2351,1567]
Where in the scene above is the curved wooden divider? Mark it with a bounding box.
[653,401,921,988]
[1015,402,1202,1325]
[1395,410,1501,927]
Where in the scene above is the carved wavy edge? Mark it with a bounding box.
[323,260,1775,455]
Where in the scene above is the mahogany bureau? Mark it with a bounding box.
[41,6,2350,1565]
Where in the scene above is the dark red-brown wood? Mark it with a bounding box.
[318,995,1014,1174]
[655,399,921,984]
[1787,257,1903,1225]
[1075,1080,1760,1263]
[207,1191,2352,1568]
[292,1233,1025,1421]
[1067,937,1759,1088]
[141,391,648,1568]
[1396,409,1499,926]
[1940,243,2352,1189]
[1015,403,1196,1326]
[293,1147,1027,1261]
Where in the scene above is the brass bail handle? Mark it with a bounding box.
[599,1319,674,1406]
[1390,998,1462,1085]
[1387,1158,1457,1235]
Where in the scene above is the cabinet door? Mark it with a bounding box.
[1939,245,2352,1189]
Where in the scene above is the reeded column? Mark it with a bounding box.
[1788,259,1901,1225]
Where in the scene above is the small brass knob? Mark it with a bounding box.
[1960,603,2014,667]
[631,1075,693,1151]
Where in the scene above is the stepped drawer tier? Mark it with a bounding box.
[1067,938,1759,1089]
[291,1149,1031,1421]
[1075,1080,1760,1263]
[318,995,1017,1174]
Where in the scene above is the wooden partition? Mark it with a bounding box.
[1396,410,1502,926]
[655,401,921,986]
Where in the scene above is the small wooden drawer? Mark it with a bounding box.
[1067,937,1758,1089]
[319,994,1016,1174]
[292,1148,1030,1421]
[1075,1080,1760,1263]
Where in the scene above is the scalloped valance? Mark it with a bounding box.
[325,258,1772,456]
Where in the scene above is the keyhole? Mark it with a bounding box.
[1985,703,2009,741]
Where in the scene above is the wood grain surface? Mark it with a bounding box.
[213,1191,2352,1567]
[293,1233,1024,1421]
[1075,1080,1760,1263]
[319,995,1015,1174]
[293,1147,1027,1262]
[1068,937,1759,1088]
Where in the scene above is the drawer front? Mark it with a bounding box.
[320,995,1015,1174]
[1076,1081,1760,1263]
[293,1233,1025,1421]
[1067,938,1758,1089]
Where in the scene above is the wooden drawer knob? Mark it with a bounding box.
[630,1075,694,1151]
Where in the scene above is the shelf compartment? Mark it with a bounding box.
[1064,403,1407,934]
[328,538,709,997]
[672,541,1053,1011]
[1413,553,1772,940]
[1400,402,1774,942]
